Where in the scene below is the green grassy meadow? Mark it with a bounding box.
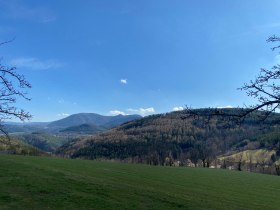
[1,155,280,210]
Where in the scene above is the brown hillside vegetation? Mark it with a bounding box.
[57,109,280,174]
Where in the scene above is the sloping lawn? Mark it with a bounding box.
[1,154,280,210]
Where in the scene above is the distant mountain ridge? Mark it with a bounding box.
[57,108,280,165]
[60,124,106,134]
[1,113,142,153]
[48,113,142,128]
[3,113,142,134]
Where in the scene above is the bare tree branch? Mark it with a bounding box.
[0,38,15,47]
[184,35,280,125]
[267,35,280,51]
[0,40,31,139]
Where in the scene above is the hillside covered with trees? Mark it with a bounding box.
[57,109,280,174]
[0,136,45,156]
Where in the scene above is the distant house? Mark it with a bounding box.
[173,160,180,167]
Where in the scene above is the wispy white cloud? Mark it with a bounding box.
[109,110,126,116]
[127,107,155,116]
[10,57,63,70]
[217,105,234,109]
[0,0,56,23]
[173,106,184,111]
[57,113,69,117]
[139,107,155,115]
[120,79,127,84]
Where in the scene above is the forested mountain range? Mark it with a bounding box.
[57,108,280,168]
[0,136,45,156]
[3,113,142,134]
[60,124,107,134]
[1,113,142,153]
[48,113,142,129]
[15,132,70,152]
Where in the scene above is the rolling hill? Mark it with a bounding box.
[3,123,49,133]
[57,108,280,173]
[15,132,70,152]
[48,113,142,129]
[2,113,142,152]
[60,123,106,134]
[3,113,142,134]
[0,136,45,156]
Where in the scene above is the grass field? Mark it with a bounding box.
[1,155,280,210]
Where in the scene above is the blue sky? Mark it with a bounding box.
[0,0,280,122]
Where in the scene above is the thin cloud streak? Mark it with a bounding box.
[109,110,126,116]
[10,57,64,70]
[217,105,234,109]
[127,107,155,116]
[57,113,69,117]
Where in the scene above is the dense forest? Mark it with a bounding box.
[0,136,45,156]
[57,109,280,174]
[15,133,70,152]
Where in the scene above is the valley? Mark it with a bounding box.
[2,109,280,176]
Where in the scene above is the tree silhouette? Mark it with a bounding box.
[185,35,280,124]
[0,40,31,136]
[238,35,280,120]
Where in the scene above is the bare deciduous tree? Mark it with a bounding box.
[184,35,280,124]
[0,40,31,136]
[238,35,280,121]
